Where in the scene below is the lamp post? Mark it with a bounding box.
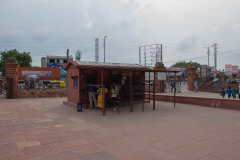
[104,36,107,62]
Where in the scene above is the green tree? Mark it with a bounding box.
[0,49,32,75]
[171,61,200,68]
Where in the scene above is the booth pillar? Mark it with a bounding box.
[4,58,20,99]
[187,64,197,91]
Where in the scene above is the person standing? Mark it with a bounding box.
[226,87,232,99]
[87,82,97,109]
[194,80,198,92]
[232,89,237,99]
[239,84,240,99]
[2,81,5,94]
[97,85,108,110]
[108,85,120,111]
[171,80,176,92]
[0,80,3,94]
[220,88,226,98]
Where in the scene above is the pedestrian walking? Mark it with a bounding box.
[171,80,176,92]
[220,88,226,98]
[194,80,198,92]
[226,87,232,99]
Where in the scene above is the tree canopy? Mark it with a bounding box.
[0,49,32,75]
[171,61,200,68]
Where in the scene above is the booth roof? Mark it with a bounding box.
[66,61,150,71]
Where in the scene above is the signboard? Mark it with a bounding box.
[145,72,154,80]
[22,71,51,76]
[200,65,207,78]
[157,72,167,80]
[47,63,65,69]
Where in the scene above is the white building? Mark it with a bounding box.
[41,55,73,68]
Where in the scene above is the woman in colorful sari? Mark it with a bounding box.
[97,86,108,110]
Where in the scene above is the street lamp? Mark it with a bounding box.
[104,36,107,62]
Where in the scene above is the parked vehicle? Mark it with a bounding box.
[50,81,66,88]
[212,78,219,84]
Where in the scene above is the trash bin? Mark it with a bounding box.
[77,102,82,112]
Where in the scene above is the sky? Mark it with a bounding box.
[1,0,240,70]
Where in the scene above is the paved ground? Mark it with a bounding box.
[159,83,238,99]
[1,97,240,160]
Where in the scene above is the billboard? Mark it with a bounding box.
[47,63,65,69]
[200,65,207,78]
[22,71,51,76]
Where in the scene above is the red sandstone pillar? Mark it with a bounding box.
[4,58,20,99]
[187,64,197,91]
[154,62,166,93]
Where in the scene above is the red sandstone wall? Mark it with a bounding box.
[148,94,240,110]
[18,67,60,81]
[17,88,67,98]
[66,65,80,104]
[199,84,239,92]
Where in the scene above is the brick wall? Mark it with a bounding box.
[199,84,239,92]
[17,88,67,98]
[66,65,80,104]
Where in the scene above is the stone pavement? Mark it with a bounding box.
[0,97,240,160]
[159,85,237,99]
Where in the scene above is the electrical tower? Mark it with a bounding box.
[139,44,162,67]
[95,38,99,62]
[213,43,218,71]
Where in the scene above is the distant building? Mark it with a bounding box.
[225,64,239,74]
[41,55,73,68]
[166,67,186,77]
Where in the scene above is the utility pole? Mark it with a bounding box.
[213,43,218,71]
[103,36,107,62]
[207,46,210,69]
[144,46,146,66]
[205,45,213,76]
[160,44,162,62]
[95,38,99,62]
[139,47,141,65]
[67,49,69,63]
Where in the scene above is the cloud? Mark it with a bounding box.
[233,23,240,31]
[211,26,219,32]
[1,0,240,69]
[177,32,197,52]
